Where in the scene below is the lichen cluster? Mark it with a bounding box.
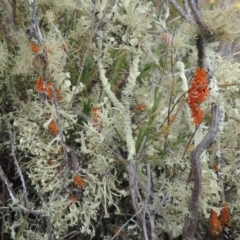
[0,0,240,239]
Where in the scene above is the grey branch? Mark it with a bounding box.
[182,104,221,239]
[169,0,194,23]
[50,86,69,203]
[0,166,41,216]
[9,129,30,208]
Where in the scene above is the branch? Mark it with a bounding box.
[182,0,190,14]
[9,129,30,208]
[142,164,152,240]
[169,0,194,23]
[110,209,142,240]
[50,86,69,202]
[29,0,44,45]
[36,185,52,240]
[187,0,210,37]
[182,104,221,239]
[0,166,41,216]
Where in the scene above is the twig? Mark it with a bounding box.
[216,155,226,202]
[188,0,210,37]
[59,231,80,240]
[36,185,52,240]
[0,166,41,215]
[183,104,221,239]
[50,86,69,202]
[153,192,172,240]
[30,0,44,45]
[110,209,142,240]
[182,0,190,14]
[126,162,142,224]
[142,164,151,240]
[169,0,194,23]
[9,129,30,208]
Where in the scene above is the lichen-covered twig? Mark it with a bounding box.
[28,0,44,45]
[183,105,221,239]
[168,1,222,238]
[50,86,69,202]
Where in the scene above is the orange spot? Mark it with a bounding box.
[92,107,100,123]
[61,44,68,52]
[45,113,51,118]
[70,196,77,203]
[35,77,45,92]
[35,77,61,100]
[47,159,53,165]
[73,175,85,188]
[48,121,59,135]
[60,146,64,153]
[29,43,41,53]
[113,227,126,238]
[209,209,222,235]
[136,104,147,111]
[214,163,220,173]
[219,202,232,228]
[187,67,209,125]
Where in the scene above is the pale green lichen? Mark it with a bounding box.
[2,0,240,239]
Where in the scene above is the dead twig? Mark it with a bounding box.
[9,129,30,208]
[0,166,41,216]
[183,104,221,239]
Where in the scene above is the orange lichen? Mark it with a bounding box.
[48,121,59,135]
[29,43,41,53]
[70,196,78,203]
[44,85,61,100]
[209,209,222,235]
[136,104,147,111]
[35,77,61,100]
[73,175,85,188]
[219,202,232,228]
[214,163,220,173]
[187,67,209,125]
[47,159,53,165]
[92,107,100,123]
[61,43,68,52]
[35,77,45,92]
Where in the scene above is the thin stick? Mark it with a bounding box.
[110,209,142,240]
[50,86,69,202]
[0,166,41,215]
[169,0,194,23]
[37,185,52,240]
[183,104,221,239]
[9,129,30,208]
